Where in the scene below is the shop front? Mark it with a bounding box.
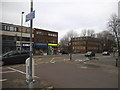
[48,43,58,55]
[16,41,31,51]
[34,43,48,55]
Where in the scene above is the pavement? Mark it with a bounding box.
[1,54,119,89]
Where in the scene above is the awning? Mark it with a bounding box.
[34,43,47,49]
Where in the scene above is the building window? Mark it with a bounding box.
[36,31,46,35]
[6,26,10,31]
[14,27,18,32]
[48,33,57,37]
[2,25,6,30]
[10,26,14,31]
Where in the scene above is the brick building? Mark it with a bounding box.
[1,22,58,55]
[34,28,58,55]
[71,36,102,53]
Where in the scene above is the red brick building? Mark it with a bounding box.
[34,28,58,55]
[71,36,102,53]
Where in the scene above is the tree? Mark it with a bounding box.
[81,29,87,36]
[81,29,95,37]
[96,30,115,52]
[108,14,120,56]
[59,30,78,54]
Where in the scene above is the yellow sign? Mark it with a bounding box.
[48,44,58,46]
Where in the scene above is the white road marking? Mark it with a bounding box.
[0,71,16,74]
[0,79,7,82]
[75,59,83,61]
[8,67,39,78]
[8,67,26,74]
[50,58,55,63]
[64,59,70,61]
[80,66,88,69]
[51,61,56,64]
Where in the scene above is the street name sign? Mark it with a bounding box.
[26,10,35,22]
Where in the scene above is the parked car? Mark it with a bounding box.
[85,51,95,57]
[102,51,110,55]
[0,50,30,66]
[60,51,69,54]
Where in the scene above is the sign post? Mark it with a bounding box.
[25,0,35,84]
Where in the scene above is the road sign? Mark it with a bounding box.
[26,10,35,22]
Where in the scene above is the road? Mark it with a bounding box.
[1,53,118,88]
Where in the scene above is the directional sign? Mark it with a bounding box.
[26,10,35,22]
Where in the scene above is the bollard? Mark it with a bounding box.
[26,57,35,82]
[116,58,120,67]
[116,58,118,67]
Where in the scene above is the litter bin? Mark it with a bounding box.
[116,57,120,67]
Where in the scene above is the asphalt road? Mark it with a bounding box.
[1,54,118,88]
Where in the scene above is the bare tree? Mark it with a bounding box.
[81,29,87,36]
[81,29,95,37]
[59,30,78,58]
[108,14,120,56]
[89,29,95,37]
[96,30,115,52]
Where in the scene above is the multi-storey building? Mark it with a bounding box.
[1,22,58,55]
[1,22,34,53]
[71,36,102,53]
[34,28,58,55]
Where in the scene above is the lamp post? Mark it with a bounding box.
[20,12,24,52]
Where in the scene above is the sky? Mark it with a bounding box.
[1,0,119,41]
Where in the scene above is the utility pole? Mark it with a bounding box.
[20,12,24,52]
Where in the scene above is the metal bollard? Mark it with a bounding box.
[26,57,35,81]
[116,58,118,66]
[116,58,120,67]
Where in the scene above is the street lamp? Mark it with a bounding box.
[20,12,24,52]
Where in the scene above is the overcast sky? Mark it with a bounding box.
[1,0,119,41]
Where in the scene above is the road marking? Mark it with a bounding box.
[51,61,56,64]
[0,64,26,69]
[0,79,7,82]
[0,71,16,74]
[50,58,55,62]
[50,58,56,63]
[8,67,39,78]
[75,59,83,62]
[8,67,26,74]
[80,66,88,69]
[64,59,70,61]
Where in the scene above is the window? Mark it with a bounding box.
[14,27,18,32]
[10,26,15,31]
[48,33,57,37]
[7,26,10,30]
[2,35,7,40]
[36,31,46,35]
[7,36,15,40]
[2,25,8,30]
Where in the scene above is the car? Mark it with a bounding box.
[102,51,110,55]
[60,51,69,54]
[0,50,30,66]
[85,51,95,57]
